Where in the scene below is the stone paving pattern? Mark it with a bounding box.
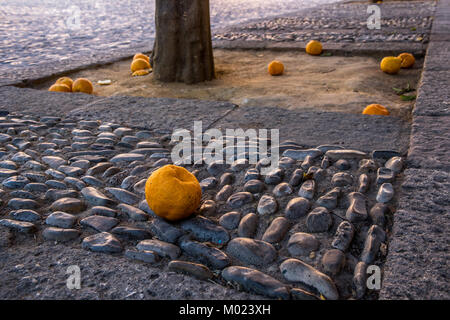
[379,0,450,300]
[0,109,405,299]
[214,1,435,43]
[0,0,335,87]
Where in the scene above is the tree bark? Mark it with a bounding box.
[151,0,215,84]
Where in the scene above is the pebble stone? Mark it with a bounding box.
[346,192,368,222]
[222,266,290,300]
[361,225,386,264]
[298,179,315,200]
[80,215,119,232]
[125,250,159,263]
[0,219,36,233]
[168,261,214,280]
[358,174,370,193]
[180,239,230,270]
[116,203,148,221]
[149,218,184,244]
[385,156,403,174]
[227,192,253,209]
[46,212,77,228]
[261,217,290,244]
[43,227,80,241]
[273,182,293,197]
[219,211,241,230]
[321,249,346,276]
[105,187,140,205]
[215,185,233,202]
[111,226,151,240]
[280,258,339,300]
[226,237,277,266]
[285,197,310,219]
[376,183,394,203]
[331,172,353,187]
[376,167,395,185]
[331,221,355,252]
[8,198,38,210]
[199,176,218,191]
[243,179,264,194]
[238,213,258,238]
[137,239,181,259]
[257,195,278,215]
[180,216,230,245]
[306,207,332,233]
[287,232,320,256]
[369,203,390,227]
[316,187,340,210]
[82,232,123,253]
[9,209,41,222]
[50,197,86,214]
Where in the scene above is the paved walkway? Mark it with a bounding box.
[0,0,335,86]
[380,0,450,300]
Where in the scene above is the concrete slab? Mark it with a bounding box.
[0,86,237,132]
[213,105,411,154]
[408,115,450,170]
[380,168,450,300]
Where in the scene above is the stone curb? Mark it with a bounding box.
[380,0,450,300]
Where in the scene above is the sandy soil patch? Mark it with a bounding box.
[35,49,422,121]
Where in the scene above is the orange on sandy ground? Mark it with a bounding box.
[36,49,422,121]
[131,58,151,73]
[363,104,390,115]
[55,77,74,91]
[398,53,415,68]
[306,40,323,56]
[380,56,402,74]
[268,60,284,76]
[48,83,71,92]
[72,78,94,94]
[145,165,202,221]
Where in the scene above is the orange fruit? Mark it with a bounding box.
[72,78,94,94]
[145,165,202,221]
[132,69,150,77]
[380,57,402,74]
[131,58,151,73]
[362,104,390,116]
[133,53,150,63]
[397,53,415,68]
[306,40,323,55]
[55,77,73,91]
[268,61,284,76]
[48,83,71,92]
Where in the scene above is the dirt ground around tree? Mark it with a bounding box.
[34,49,422,121]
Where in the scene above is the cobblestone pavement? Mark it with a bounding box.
[214,1,436,44]
[0,0,335,84]
[0,108,405,300]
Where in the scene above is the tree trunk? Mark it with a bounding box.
[151,0,215,84]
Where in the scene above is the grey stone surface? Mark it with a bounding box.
[380,168,450,299]
[380,0,450,300]
[214,106,410,154]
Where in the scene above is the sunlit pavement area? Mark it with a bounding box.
[0,0,448,300]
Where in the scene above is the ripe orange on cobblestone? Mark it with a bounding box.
[48,83,71,92]
[72,78,94,94]
[132,69,150,77]
[145,165,202,221]
[397,53,415,68]
[305,40,323,55]
[131,58,151,73]
[133,53,150,63]
[268,61,284,76]
[363,104,390,115]
[380,56,402,74]
[55,77,74,91]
